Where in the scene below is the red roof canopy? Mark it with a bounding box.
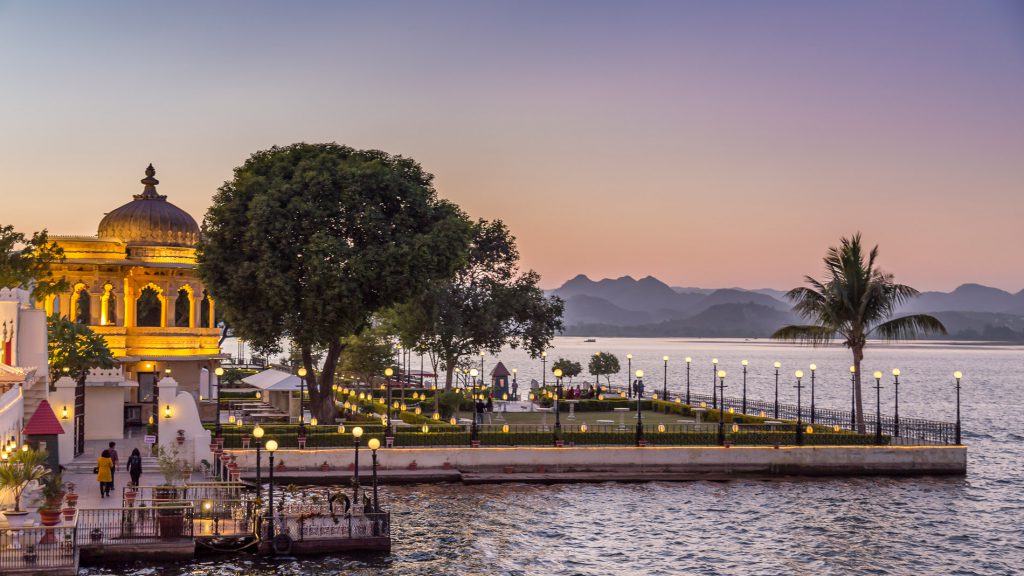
[491,362,511,378]
[24,400,65,435]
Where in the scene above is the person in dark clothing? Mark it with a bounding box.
[108,441,119,484]
[485,397,494,413]
[126,448,143,486]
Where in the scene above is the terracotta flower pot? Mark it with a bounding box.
[38,508,62,526]
[241,436,251,449]
[62,508,76,522]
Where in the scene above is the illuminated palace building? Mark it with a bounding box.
[39,165,222,434]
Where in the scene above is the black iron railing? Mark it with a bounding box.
[77,506,194,545]
[0,524,77,572]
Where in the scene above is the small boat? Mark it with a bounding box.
[583,338,596,343]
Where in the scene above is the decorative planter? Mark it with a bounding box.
[62,508,76,522]
[65,493,78,507]
[276,462,286,472]
[1,510,30,527]
[38,508,62,526]
[407,461,418,471]
[124,490,138,506]
[297,435,307,449]
[554,439,564,448]
[319,463,330,472]
[241,435,251,449]
[637,440,647,447]
[157,510,185,538]
[470,440,480,448]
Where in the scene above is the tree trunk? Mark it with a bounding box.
[853,346,866,433]
[303,341,342,423]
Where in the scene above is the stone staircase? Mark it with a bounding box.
[64,455,161,474]
[22,376,50,422]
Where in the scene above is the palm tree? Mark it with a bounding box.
[771,234,946,432]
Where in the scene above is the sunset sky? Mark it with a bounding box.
[1,1,1022,291]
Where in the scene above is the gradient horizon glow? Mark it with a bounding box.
[1,1,1022,291]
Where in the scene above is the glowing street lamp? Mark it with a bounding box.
[352,427,364,501]
[953,371,963,445]
[368,437,381,512]
[541,351,547,390]
[773,361,781,418]
[662,356,669,401]
[892,368,901,437]
[265,439,279,539]
[252,425,264,502]
[795,370,805,445]
[685,357,692,404]
[297,367,308,437]
[385,367,395,440]
[214,367,225,438]
[717,370,727,445]
[635,369,645,446]
[850,365,857,429]
[740,360,748,414]
[873,371,883,445]
[553,368,564,436]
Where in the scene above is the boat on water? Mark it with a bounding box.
[583,338,596,343]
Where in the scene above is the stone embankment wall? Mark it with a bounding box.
[228,445,967,477]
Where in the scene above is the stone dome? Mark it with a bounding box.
[97,164,200,247]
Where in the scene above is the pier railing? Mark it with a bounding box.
[264,510,390,542]
[0,524,77,572]
[77,505,195,545]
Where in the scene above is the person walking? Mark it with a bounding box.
[96,449,114,498]
[126,448,143,487]
[108,441,119,484]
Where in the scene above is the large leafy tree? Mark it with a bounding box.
[198,143,471,421]
[771,234,946,431]
[588,351,620,390]
[48,314,116,386]
[390,220,563,391]
[552,358,582,383]
[0,225,67,300]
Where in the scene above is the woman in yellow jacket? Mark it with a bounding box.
[96,449,114,498]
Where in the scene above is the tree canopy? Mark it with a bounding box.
[47,314,116,386]
[587,352,620,389]
[552,357,582,382]
[198,143,471,420]
[0,225,67,301]
[771,233,946,431]
[388,219,564,390]
[336,326,396,387]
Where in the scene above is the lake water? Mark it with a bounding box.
[84,338,1024,575]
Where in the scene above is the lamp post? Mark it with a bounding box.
[479,351,485,386]
[740,360,748,414]
[626,354,633,398]
[368,437,381,512]
[711,358,719,409]
[717,370,727,445]
[662,356,669,401]
[685,357,691,404]
[794,370,805,446]
[470,368,480,444]
[773,361,781,418]
[872,371,883,445]
[297,367,308,437]
[553,368,563,434]
[892,368,901,438]
[850,366,856,429]
[809,364,817,424]
[265,439,278,539]
[214,367,224,439]
[634,369,644,446]
[253,425,264,504]
[352,427,364,502]
[953,371,963,445]
[384,367,395,439]
[541,351,547,391]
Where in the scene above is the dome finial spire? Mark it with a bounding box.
[135,163,166,200]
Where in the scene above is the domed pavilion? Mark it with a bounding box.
[39,165,222,452]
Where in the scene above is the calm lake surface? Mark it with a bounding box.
[85,338,1024,575]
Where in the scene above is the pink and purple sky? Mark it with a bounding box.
[1,1,1022,291]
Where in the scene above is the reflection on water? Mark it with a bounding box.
[84,339,1024,575]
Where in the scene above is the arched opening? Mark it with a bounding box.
[200,291,213,328]
[174,287,193,327]
[72,284,90,324]
[136,286,162,327]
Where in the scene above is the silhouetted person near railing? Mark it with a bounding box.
[126,448,143,486]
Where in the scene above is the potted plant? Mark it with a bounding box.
[124,484,139,506]
[319,461,330,472]
[176,429,186,445]
[155,444,188,501]
[156,500,187,537]
[0,447,49,527]
[64,481,78,508]
[37,470,65,526]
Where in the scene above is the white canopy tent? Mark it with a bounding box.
[241,368,306,421]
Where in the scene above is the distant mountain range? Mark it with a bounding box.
[551,275,1024,341]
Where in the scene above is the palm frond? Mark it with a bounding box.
[869,314,947,341]
[770,324,837,346]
